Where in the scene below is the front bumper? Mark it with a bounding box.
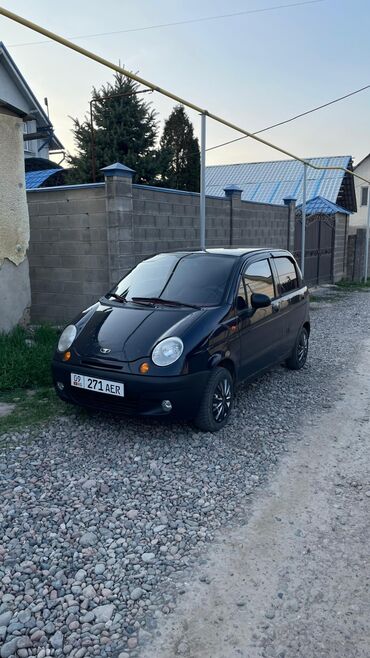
[52,361,209,420]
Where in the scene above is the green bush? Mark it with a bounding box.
[0,325,59,390]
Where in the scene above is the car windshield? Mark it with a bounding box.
[109,253,235,307]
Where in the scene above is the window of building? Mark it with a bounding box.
[361,187,368,207]
[274,257,298,295]
[242,259,275,305]
[23,121,32,152]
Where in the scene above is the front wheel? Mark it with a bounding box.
[286,326,309,370]
[194,367,234,432]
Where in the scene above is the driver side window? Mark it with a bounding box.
[241,259,275,306]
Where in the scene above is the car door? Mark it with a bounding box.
[236,257,280,380]
[270,255,306,357]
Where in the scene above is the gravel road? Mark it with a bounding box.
[0,290,369,658]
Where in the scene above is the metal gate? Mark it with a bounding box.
[294,213,334,285]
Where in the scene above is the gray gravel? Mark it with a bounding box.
[0,289,369,657]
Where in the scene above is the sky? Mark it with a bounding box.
[1,0,370,166]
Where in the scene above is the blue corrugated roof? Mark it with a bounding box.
[205,156,352,206]
[296,195,351,216]
[26,169,61,189]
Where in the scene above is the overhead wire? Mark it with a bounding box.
[1,5,369,187]
[8,0,323,47]
[206,84,370,153]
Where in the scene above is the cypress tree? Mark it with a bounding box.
[159,105,200,192]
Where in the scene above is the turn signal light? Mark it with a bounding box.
[63,351,71,361]
[139,362,150,374]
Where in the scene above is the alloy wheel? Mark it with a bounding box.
[297,331,308,364]
[212,378,232,423]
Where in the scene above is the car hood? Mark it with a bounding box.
[73,302,205,362]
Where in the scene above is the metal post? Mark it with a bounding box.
[89,99,96,183]
[364,187,370,281]
[301,163,307,277]
[200,113,206,251]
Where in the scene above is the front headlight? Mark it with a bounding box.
[152,337,184,367]
[58,325,77,353]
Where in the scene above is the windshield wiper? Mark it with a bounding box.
[107,292,127,303]
[131,297,201,310]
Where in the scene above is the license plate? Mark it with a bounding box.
[71,373,124,397]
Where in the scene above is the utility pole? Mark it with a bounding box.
[301,163,307,277]
[200,113,206,250]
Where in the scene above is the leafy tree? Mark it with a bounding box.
[159,105,200,192]
[67,73,159,184]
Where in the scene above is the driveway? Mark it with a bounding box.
[0,290,369,658]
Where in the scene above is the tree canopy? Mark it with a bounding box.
[66,75,200,192]
[67,73,159,184]
[159,105,200,192]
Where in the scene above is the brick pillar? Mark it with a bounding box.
[102,162,135,286]
[283,197,296,253]
[224,185,243,246]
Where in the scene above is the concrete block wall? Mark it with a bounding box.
[27,163,293,324]
[233,202,291,249]
[27,184,109,323]
[132,186,229,263]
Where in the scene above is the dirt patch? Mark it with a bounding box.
[142,344,370,658]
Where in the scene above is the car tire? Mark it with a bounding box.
[194,367,234,432]
[286,326,309,370]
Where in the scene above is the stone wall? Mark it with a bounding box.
[27,163,292,324]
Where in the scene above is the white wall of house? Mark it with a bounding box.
[0,64,50,159]
[0,62,28,113]
[0,110,31,332]
[351,155,370,227]
[0,42,62,162]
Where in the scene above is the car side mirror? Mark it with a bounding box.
[251,293,271,309]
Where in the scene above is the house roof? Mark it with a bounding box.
[0,41,63,150]
[354,153,370,170]
[206,156,357,212]
[26,168,63,189]
[296,195,351,216]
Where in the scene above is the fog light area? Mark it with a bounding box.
[161,399,172,412]
[57,382,64,391]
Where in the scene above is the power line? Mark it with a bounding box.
[9,0,323,48]
[206,83,370,153]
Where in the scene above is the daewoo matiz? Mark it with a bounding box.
[52,248,310,432]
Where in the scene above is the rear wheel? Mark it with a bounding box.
[286,326,309,370]
[194,367,234,432]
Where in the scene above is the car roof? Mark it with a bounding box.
[155,248,291,259]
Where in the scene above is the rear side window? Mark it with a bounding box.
[242,259,275,305]
[274,257,298,295]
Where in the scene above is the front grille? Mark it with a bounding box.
[80,358,123,371]
[68,387,154,415]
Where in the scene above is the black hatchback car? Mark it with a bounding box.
[52,248,309,432]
